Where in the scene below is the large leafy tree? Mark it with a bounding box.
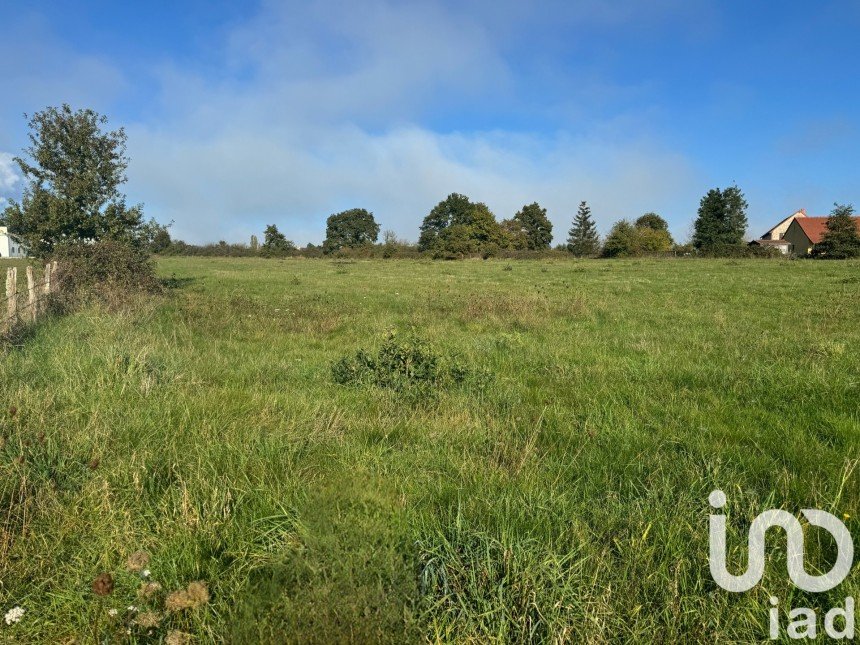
[504,202,553,250]
[323,208,379,254]
[692,185,748,250]
[1,105,146,255]
[418,193,473,250]
[814,203,860,259]
[419,194,506,256]
[566,201,600,256]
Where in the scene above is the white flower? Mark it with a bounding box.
[141,569,151,578]
[108,608,118,617]
[127,605,138,612]
[4,606,24,625]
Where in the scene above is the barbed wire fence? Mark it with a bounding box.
[1,262,60,336]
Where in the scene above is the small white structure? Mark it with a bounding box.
[0,227,28,258]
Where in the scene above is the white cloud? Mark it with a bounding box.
[0,152,22,208]
[0,14,127,152]
[128,122,699,245]
[124,0,701,244]
[0,153,20,190]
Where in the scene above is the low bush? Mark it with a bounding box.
[332,330,487,398]
[160,241,261,257]
[696,243,783,258]
[52,239,161,306]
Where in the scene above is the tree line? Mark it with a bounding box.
[157,193,735,258]
[2,105,858,261]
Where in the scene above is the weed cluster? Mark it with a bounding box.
[332,330,486,398]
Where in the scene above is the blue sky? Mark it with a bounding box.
[1,0,858,244]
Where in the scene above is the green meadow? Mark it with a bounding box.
[1,257,858,643]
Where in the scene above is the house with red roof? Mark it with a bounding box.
[783,215,860,255]
[748,209,807,254]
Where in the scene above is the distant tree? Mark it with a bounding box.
[814,203,860,259]
[601,216,673,257]
[634,226,673,254]
[419,194,506,257]
[250,234,259,251]
[723,186,748,243]
[1,104,145,255]
[323,208,380,254]
[381,229,400,258]
[504,202,553,250]
[635,212,670,233]
[437,224,477,257]
[418,193,474,251]
[261,224,296,256]
[467,202,506,248]
[140,218,172,252]
[692,189,723,249]
[134,218,173,254]
[635,213,673,252]
[601,220,637,257]
[567,201,600,256]
[692,185,748,251]
[149,227,172,254]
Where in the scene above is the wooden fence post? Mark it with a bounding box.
[26,266,38,323]
[44,263,52,296]
[51,261,59,293]
[6,267,17,328]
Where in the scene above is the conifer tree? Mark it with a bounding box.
[567,201,600,256]
[692,185,748,251]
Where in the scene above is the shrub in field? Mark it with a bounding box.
[52,239,161,305]
[601,216,674,257]
[696,242,783,258]
[162,240,262,256]
[332,331,485,397]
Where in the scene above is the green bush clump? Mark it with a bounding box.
[332,331,484,396]
[52,239,162,307]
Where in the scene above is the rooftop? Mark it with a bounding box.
[794,216,860,244]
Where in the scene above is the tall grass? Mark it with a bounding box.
[0,257,858,642]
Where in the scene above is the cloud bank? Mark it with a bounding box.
[1,0,729,244]
[122,0,702,244]
[0,152,22,209]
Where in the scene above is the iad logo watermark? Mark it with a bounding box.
[708,490,855,640]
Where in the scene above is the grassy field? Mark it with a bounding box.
[1,256,858,643]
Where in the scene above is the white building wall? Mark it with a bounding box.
[0,228,28,258]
